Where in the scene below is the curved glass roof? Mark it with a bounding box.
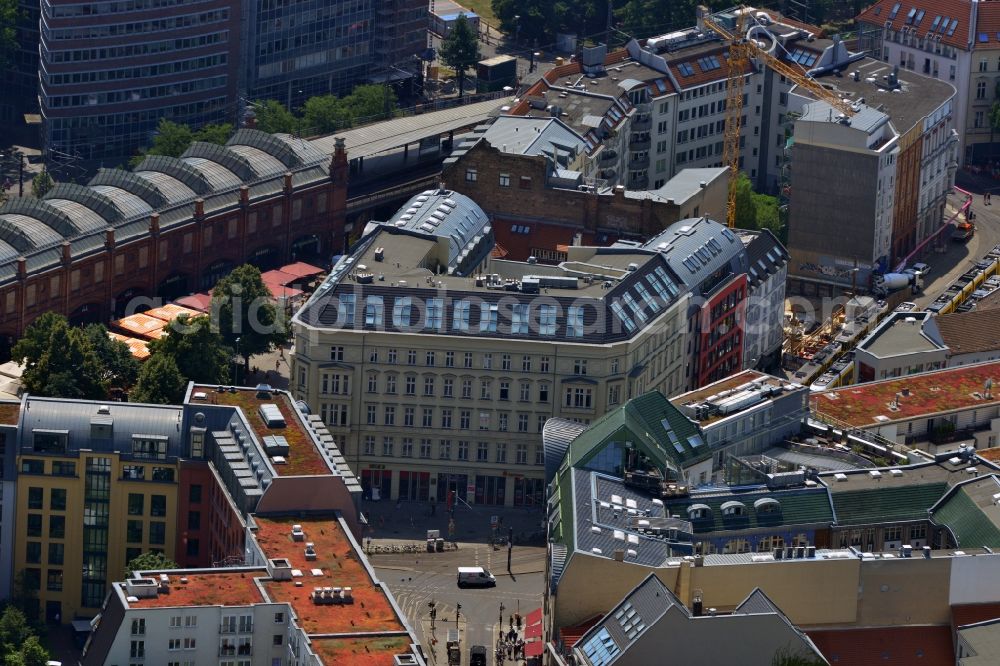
[91,185,155,220]
[45,199,109,235]
[227,144,287,178]
[0,239,17,264]
[133,171,198,205]
[228,129,303,168]
[0,214,65,248]
[182,157,244,191]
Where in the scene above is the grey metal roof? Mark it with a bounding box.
[480,115,585,157]
[644,217,749,290]
[735,587,785,615]
[799,99,888,134]
[625,167,728,205]
[0,239,17,264]
[44,199,109,235]
[573,469,691,568]
[19,396,185,457]
[742,229,789,287]
[372,189,492,270]
[0,214,65,248]
[310,97,512,159]
[543,418,589,484]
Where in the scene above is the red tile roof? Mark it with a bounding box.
[807,626,954,664]
[123,571,265,608]
[253,517,404,635]
[279,261,325,279]
[975,1,1000,48]
[108,332,150,361]
[113,313,166,340]
[668,46,744,89]
[857,0,973,50]
[173,293,212,312]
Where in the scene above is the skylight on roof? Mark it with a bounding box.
[931,15,941,31]
[914,9,924,24]
[905,7,916,24]
[939,16,950,33]
[678,62,694,77]
[947,19,958,36]
[888,2,901,20]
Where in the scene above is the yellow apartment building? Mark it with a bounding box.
[14,399,183,622]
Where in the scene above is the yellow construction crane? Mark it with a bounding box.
[702,7,856,228]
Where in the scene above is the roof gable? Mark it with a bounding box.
[857,0,972,50]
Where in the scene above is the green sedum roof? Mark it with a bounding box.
[932,487,1000,548]
[665,489,833,534]
[831,483,948,526]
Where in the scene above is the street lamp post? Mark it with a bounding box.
[499,601,505,627]
[514,15,521,47]
[234,337,241,385]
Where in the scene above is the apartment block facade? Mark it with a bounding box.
[291,190,692,506]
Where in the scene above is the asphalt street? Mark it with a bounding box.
[373,543,545,666]
[912,174,1000,308]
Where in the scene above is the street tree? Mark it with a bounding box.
[125,551,178,577]
[212,264,287,374]
[84,324,140,391]
[11,312,67,373]
[254,99,301,134]
[128,119,233,166]
[149,314,231,384]
[30,170,52,199]
[194,122,234,146]
[131,353,186,405]
[9,636,50,666]
[346,83,397,122]
[492,0,564,45]
[439,14,479,97]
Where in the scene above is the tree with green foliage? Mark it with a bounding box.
[0,0,18,70]
[439,14,480,97]
[254,99,301,134]
[30,170,52,199]
[83,324,140,392]
[0,607,31,655]
[15,317,107,399]
[7,636,50,666]
[492,0,568,45]
[302,95,353,135]
[129,119,233,166]
[11,312,66,376]
[125,551,179,577]
[346,83,397,123]
[212,264,287,374]
[733,171,757,229]
[131,353,187,404]
[149,313,231,385]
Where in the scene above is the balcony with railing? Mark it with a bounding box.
[598,149,619,166]
[629,136,651,151]
[632,114,652,131]
[629,152,650,168]
[629,173,649,189]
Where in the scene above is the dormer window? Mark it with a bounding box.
[686,503,711,520]
[721,500,746,517]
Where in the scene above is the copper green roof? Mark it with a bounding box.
[932,486,1000,548]
[831,483,948,526]
[665,489,833,534]
[565,391,710,476]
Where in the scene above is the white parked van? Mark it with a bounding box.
[457,566,496,588]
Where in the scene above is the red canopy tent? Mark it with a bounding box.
[266,283,304,300]
[260,269,299,287]
[279,261,324,279]
[174,293,211,312]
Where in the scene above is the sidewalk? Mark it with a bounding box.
[362,497,544,544]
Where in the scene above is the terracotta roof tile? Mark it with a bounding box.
[668,47,752,89]
[935,308,1000,355]
[857,0,973,50]
[974,2,1000,48]
[807,626,954,664]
